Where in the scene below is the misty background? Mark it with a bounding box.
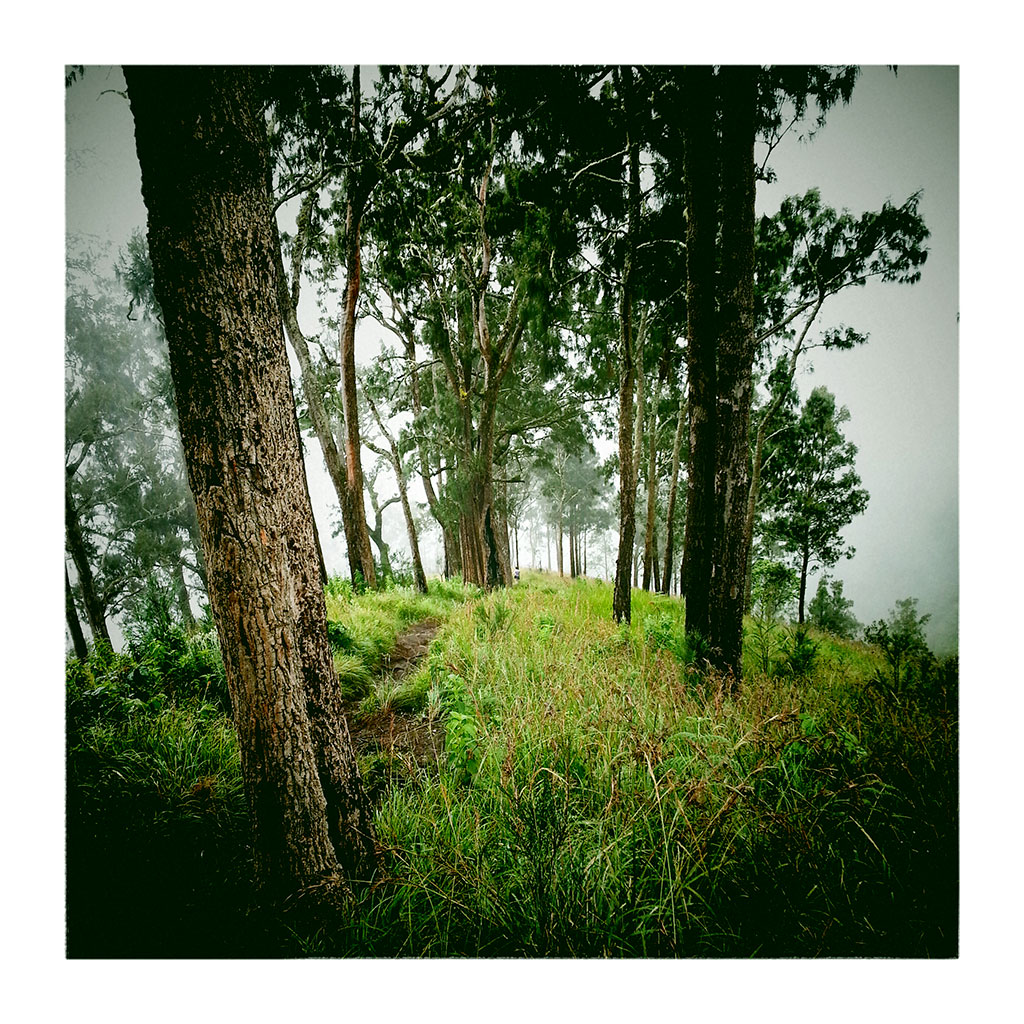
[63,64,958,653]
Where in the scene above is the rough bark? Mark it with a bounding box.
[680,65,719,643]
[125,65,376,899]
[66,564,89,660]
[708,65,758,686]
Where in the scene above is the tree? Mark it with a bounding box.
[759,386,869,623]
[743,187,928,601]
[807,575,860,639]
[66,250,207,645]
[125,65,376,899]
[864,597,932,688]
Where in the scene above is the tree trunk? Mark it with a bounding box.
[126,65,376,899]
[65,564,89,660]
[174,559,195,628]
[680,65,719,645]
[708,65,758,687]
[798,543,811,624]
[742,293,826,608]
[661,388,686,594]
[272,197,363,588]
[642,372,662,591]
[65,488,111,646]
[337,66,377,589]
[613,97,641,625]
[397,471,429,594]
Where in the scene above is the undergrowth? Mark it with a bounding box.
[66,570,957,958]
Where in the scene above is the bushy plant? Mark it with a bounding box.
[864,597,932,688]
[807,575,860,639]
[748,560,799,675]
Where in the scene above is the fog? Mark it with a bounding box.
[64,64,958,654]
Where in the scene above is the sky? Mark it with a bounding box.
[64,63,959,652]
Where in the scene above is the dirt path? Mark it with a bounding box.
[345,619,445,792]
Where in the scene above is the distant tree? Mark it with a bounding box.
[807,575,860,639]
[743,187,928,600]
[864,597,932,688]
[760,386,870,623]
[125,64,376,899]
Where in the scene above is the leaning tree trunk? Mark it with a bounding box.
[125,65,376,900]
[680,65,719,645]
[272,198,363,588]
[708,65,758,689]
[65,564,89,660]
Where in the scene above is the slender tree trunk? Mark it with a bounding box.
[397,474,429,594]
[65,488,111,646]
[642,372,662,591]
[557,509,565,576]
[272,197,362,586]
[680,65,719,644]
[652,525,661,593]
[708,65,758,687]
[65,564,89,660]
[338,66,376,589]
[613,88,642,624]
[798,543,811,624]
[126,65,376,899]
[661,387,686,594]
[174,560,195,628]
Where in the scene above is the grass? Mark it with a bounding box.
[65,570,957,958]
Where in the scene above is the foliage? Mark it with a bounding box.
[864,597,932,688]
[759,386,870,618]
[68,573,956,957]
[747,559,798,675]
[808,575,861,639]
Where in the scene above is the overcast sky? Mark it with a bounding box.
[64,64,959,652]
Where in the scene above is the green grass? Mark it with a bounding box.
[66,570,957,958]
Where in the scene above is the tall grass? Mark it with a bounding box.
[324,572,957,957]
[66,571,957,957]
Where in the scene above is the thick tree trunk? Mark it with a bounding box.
[661,388,686,594]
[65,488,111,646]
[66,564,89,660]
[680,65,719,645]
[708,65,758,687]
[126,65,376,899]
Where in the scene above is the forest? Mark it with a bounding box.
[64,64,957,959]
